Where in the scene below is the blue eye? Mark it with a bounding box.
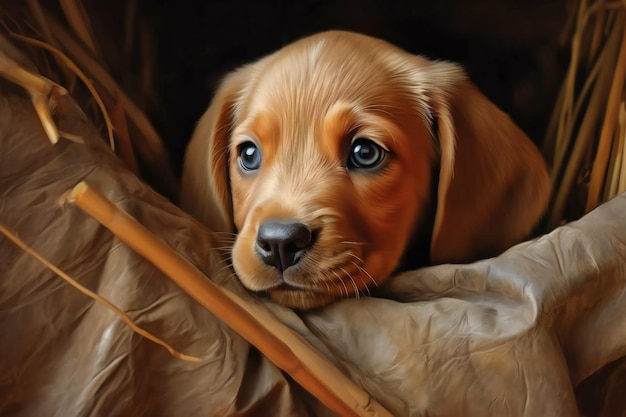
[348,138,387,170]
[238,142,261,171]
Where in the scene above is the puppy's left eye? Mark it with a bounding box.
[238,142,262,171]
[348,138,387,170]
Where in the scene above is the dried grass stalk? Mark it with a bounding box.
[48,18,168,165]
[0,48,68,144]
[47,17,178,195]
[9,32,116,150]
[543,0,626,229]
[0,222,201,363]
[547,16,620,228]
[26,0,55,43]
[69,181,393,417]
[616,103,626,193]
[586,15,626,210]
[109,95,140,174]
[0,48,62,96]
[25,0,85,99]
[58,0,98,57]
[29,90,59,143]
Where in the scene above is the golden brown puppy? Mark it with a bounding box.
[181,31,550,309]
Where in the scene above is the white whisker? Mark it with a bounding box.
[212,260,235,278]
[210,231,238,237]
[212,246,234,252]
[346,252,378,287]
[339,267,360,299]
[330,269,349,298]
[351,262,372,296]
[340,240,365,246]
[332,279,345,297]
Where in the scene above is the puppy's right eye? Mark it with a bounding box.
[238,142,262,171]
[347,138,387,171]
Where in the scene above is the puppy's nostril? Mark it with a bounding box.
[257,239,271,252]
[285,226,312,250]
[255,220,313,273]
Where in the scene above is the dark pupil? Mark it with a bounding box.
[243,147,256,162]
[352,141,381,167]
[241,144,260,170]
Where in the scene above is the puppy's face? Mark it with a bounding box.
[181,31,551,310]
[227,38,436,308]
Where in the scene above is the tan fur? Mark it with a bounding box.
[181,31,550,309]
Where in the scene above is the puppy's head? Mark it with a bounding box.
[181,31,550,309]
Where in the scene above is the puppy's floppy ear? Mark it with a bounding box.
[180,66,255,232]
[423,62,550,264]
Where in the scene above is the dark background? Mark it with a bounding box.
[134,0,569,173]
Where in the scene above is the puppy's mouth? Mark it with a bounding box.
[255,273,329,294]
[269,281,326,295]
[251,263,355,294]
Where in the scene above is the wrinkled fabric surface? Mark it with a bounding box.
[1,49,626,417]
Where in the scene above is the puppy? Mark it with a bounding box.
[181,31,550,309]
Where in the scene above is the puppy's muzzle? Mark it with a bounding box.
[255,220,314,272]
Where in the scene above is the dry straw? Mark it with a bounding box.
[0,48,66,144]
[9,32,116,150]
[544,0,626,229]
[0,0,177,195]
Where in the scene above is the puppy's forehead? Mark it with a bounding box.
[245,35,411,118]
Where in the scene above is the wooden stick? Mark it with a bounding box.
[68,181,393,417]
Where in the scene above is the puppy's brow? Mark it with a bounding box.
[323,104,399,151]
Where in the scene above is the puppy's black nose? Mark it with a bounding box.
[255,220,313,272]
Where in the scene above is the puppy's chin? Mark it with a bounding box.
[267,286,336,310]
